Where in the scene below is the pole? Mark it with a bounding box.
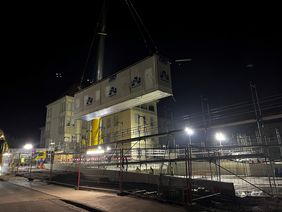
[185,147,192,205]
[188,135,191,146]
[188,145,192,180]
[144,118,147,172]
[138,115,141,164]
[29,152,32,179]
[16,152,20,175]
[218,150,221,182]
[275,128,282,157]
[49,151,54,181]
[77,152,81,190]
[201,96,213,180]
[185,147,189,204]
[188,146,192,204]
[77,139,82,190]
[119,148,124,195]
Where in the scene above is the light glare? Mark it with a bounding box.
[185,127,194,136]
[215,132,226,142]
[86,149,105,155]
[23,143,33,150]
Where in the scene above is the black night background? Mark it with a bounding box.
[1,1,282,147]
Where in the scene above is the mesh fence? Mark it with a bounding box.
[39,140,282,201]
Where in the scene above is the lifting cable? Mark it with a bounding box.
[80,0,160,88]
[125,0,159,54]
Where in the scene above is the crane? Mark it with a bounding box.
[79,0,159,147]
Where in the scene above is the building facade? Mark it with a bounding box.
[101,102,159,149]
[44,96,86,152]
[43,95,159,153]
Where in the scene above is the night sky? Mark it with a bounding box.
[1,1,282,147]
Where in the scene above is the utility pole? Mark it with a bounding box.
[275,128,282,158]
[185,147,192,205]
[201,96,213,180]
[250,82,264,143]
[248,62,277,196]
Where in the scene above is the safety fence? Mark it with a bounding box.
[41,143,282,202]
[3,142,282,205]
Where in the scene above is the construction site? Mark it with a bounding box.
[2,54,282,209]
[1,1,282,211]
[2,67,282,210]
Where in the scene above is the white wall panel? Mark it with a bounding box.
[74,54,172,121]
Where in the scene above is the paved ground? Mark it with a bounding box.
[2,176,186,212]
[0,180,87,212]
[2,175,282,211]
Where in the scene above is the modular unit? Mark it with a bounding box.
[74,54,172,121]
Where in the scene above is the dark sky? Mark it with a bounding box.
[1,1,282,147]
